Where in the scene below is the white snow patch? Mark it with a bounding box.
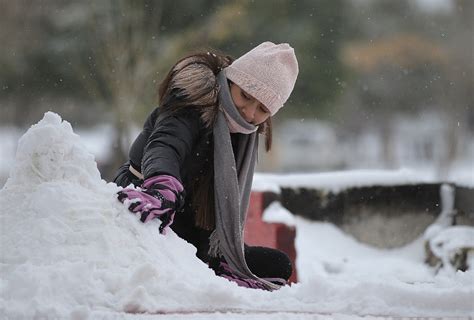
[447,165,474,188]
[428,226,474,271]
[252,169,436,194]
[3,112,101,189]
[295,218,473,317]
[262,201,296,227]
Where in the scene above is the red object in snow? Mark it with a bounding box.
[244,192,298,283]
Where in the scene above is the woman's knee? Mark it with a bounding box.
[244,245,293,280]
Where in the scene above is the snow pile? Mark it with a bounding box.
[5,112,101,188]
[0,112,473,319]
[0,113,242,319]
[428,226,474,270]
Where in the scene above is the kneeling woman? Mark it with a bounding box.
[115,42,299,291]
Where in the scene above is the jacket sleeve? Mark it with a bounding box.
[128,107,160,170]
[141,108,202,182]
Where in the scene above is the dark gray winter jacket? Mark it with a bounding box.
[114,105,218,261]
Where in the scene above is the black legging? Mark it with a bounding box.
[244,245,293,280]
[210,245,293,281]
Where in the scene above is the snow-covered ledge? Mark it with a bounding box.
[251,171,473,249]
[253,169,469,193]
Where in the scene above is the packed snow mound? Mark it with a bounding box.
[1,112,472,319]
[4,112,101,189]
[0,113,245,319]
[428,226,474,270]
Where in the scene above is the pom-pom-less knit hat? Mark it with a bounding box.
[223,41,299,116]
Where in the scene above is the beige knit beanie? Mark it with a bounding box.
[224,41,299,115]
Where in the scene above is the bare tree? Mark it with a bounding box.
[75,0,164,178]
[438,0,474,178]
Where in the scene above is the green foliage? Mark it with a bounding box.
[1,0,472,126]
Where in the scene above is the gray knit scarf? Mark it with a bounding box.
[208,71,280,291]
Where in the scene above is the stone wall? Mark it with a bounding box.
[265,183,473,248]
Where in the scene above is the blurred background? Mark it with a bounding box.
[1,0,472,186]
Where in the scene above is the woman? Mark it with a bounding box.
[115,42,299,291]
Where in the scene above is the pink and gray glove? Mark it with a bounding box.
[117,175,185,234]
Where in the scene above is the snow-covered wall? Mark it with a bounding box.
[253,172,473,248]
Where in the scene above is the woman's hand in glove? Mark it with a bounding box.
[117,175,184,234]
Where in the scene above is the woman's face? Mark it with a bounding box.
[229,82,271,125]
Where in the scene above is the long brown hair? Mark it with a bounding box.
[158,51,231,115]
[157,49,273,230]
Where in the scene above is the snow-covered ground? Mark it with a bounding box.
[0,112,473,319]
